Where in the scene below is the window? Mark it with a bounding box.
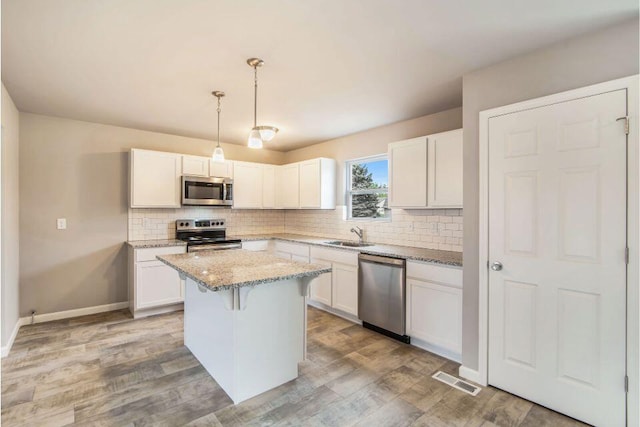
[346,154,390,220]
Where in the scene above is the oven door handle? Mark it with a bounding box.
[189,243,242,252]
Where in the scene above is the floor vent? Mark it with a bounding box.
[432,371,481,396]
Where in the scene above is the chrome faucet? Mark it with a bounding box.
[350,226,364,244]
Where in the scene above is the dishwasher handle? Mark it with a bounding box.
[358,253,405,267]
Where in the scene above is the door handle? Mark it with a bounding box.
[490,261,503,271]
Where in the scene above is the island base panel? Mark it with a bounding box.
[184,278,305,404]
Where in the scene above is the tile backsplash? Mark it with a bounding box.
[128,206,463,252]
[284,207,463,252]
[128,208,285,241]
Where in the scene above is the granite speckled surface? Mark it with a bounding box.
[229,233,463,267]
[157,249,332,292]
[126,239,187,249]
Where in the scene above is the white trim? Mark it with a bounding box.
[23,301,130,324]
[410,336,461,363]
[1,317,26,358]
[458,365,483,385]
[477,75,639,423]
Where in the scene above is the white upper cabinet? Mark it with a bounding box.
[233,161,263,209]
[262,165,277,209]
[130,149,181,208]
[299,158,336,209]
[210,160,234,178]
[276,164,300,209]
[182,155,209,177]
[389,136,428,208]
[388,129,463,209]
[427,129,463,207]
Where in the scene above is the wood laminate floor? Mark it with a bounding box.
[1,307,586,426]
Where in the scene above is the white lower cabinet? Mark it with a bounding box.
[309,260,332,306]
[406,261,462,361]
[241,240,270,252]
[331,263,358,316]
[273,241,310,263]
[129,246,186,318]
[309,247,359,318]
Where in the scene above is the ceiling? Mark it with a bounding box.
[2,1,637,151]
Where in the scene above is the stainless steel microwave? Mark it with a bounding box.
[182,176,233,206]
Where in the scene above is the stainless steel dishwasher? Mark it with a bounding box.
[358,254,410,343]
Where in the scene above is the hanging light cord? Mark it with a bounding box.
[216,96,221,148]
[253,66,258,128]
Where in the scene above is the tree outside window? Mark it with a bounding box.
[347,155,389,220]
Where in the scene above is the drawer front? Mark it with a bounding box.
[406,261,462,288]
[135,246,186,262]
[309,246,358,266]
[273,241,310,257]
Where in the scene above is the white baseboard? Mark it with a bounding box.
[1,318,26,358]
[306,300,362,324]
[22,301,130,324]
[1,301,130,358]
[410,336,461,364]
[459,365,485,386]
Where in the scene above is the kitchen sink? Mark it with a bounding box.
[325,240,374,248]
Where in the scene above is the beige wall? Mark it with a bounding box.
[19,113,285,316]
[284,107,462,203]
[461,18,639,371]
[2,84,21,347]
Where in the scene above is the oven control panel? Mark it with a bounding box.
[176,219,225,231]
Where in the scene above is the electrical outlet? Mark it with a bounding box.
[56,218,67,230]
[408,222,414,231]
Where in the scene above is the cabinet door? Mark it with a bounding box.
[299,159,321,208]
[332,263,358,316]
[309,259,332,306]
[388,137,427,208]
[136,261,183,309]
[262,165,276,209]
[406,278,462,354]
[275,251,292,260]
[210,160,234,178]
[291,254,309,263]
[233,162,263,208]
[182,155,210,177]
[130,149,181,208]
[427,129,463,207]
[276,164,300,208]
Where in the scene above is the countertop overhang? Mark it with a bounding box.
[157,249,332,292]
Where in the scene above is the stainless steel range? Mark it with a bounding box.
[176,219,241,252]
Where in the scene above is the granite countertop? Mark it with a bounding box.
[157,249,332,292]
[229,233,463,267]
[126,239,187,249]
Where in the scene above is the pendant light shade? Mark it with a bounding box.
[248,129,263,149]
[211,91,225,163]
[247,58,278,148]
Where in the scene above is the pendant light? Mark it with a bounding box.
[211,91,225,163]
[247,57,278,149]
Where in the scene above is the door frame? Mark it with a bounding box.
[475,75,639,425]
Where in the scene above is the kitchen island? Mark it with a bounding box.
[157,249,331,404]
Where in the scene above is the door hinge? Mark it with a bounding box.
[625,375,629,392]
[617,116,630,135]
[625,247,630,265]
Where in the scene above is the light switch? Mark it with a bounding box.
[56,218,67,230]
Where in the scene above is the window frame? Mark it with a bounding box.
[345,154,390,221]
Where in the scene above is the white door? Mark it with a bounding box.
[182,155,210,177]
[130,149,181,208]
[210,160,233,178]
[309,259,332,306]
[488,89,627,426]
[332,263,358,316]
